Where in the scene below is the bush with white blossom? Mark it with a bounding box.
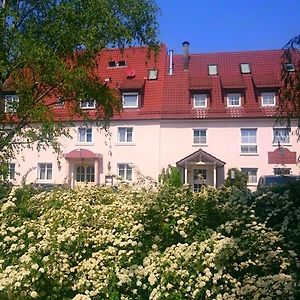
[0,183,299,299]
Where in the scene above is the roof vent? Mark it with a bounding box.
[240,63,251,74]
[208,64,218,75]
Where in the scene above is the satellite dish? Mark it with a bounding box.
[126,67,136,78]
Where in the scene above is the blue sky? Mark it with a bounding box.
[156,0,300,54]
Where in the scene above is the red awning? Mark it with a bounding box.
[64,149,101,159]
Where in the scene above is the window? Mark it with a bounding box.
[240,63,251,74]
[38,163,52,181]
[76,165,95,183]
[117,164,133,181]
[78,128,93,143]
[5,95,19,113]
[241,129,257,154]
[241,168,258,184]
[122,93,139,108]
[108,60,127,68]
[227,93,241,107]
[148,69,158,80]
[273,128,290,144]
[284,63,295,72]
[193,169,207,192]
[193,94,207,108]
[261,92,275,106]
[193,129,207,145]
[8,163,16,180]
[117,127,133,143]
[80,100,96,109]
[55,98,64,107]
[208,64,218,75]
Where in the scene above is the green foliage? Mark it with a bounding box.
[0,184,299,299]
[158,165,182,188]
[0,0,159,161]
[224,167,248,189]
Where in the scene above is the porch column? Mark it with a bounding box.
[95,159,99,185]
[213,162,217,188]
[70,165,74,188]
[184,162,188,184]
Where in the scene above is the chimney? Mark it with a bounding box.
[182,41,190,71]
[168,50,174,75]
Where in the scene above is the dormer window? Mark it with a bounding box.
[193,94,207,108]
[261,92,275,106]
[4,94,19,113]
[240,63,251,74]
[122,92,139,108]
[108,60,127,68]
[208,64,218,75]
[284,63,295,72]
[80,100,96,109]
[227,93,241,107]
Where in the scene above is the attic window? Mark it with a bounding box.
[240,63,251,74]
[148,69,158,80]
[108,60,127,68]
[284,63,295,72]
[208,64,218,75]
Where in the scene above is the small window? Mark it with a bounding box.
[117,127,133,143]
[241,168,258,184]
[241,129,257,154]
[76,165,95,183]
[227,93,241,107]
[4,95,19,113]
[78,128,93,143]
[118,60,127,67]
[38,163,52,181]
[208,64,218,75]
[273,128,290,144]
[148,69,158,80]
[80,100,96,109]
[284,63,295,72]
[55,98,64,107]
[117,163,133,181]
[108,61,116,68]
[240,63,251,74]
[9,163,16,180]
[193,129,207,145]
[261,92,275,106]
[122,93,139,108]
[193,94,207,108]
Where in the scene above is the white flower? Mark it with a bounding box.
[148,273,157,286]
[30,291,38,298]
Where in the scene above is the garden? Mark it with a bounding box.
[0,179,299,299]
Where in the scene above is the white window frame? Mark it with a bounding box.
[273,127,290,145]
[122,92,139,108]
[227,93,241,107]
[80,100,96,109]
[117,127,134,143]
[193,129,207,145]
[77,127,93,144]
[261,92,276,107]
[208,64,218,75]
[241,128,257,155]
[37,163,53,182]
[193,94,207,108]
[117,163,133,181]
[4,95,19,113]
[241,168,258,184]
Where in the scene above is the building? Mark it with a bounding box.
[5,43,300,190]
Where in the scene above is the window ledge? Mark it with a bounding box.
[115,142,136,146]
[36,180,53,183]
[240,153,259,156]
[75,143,94,146]
[272,143,291,147]
[192,144,208,147]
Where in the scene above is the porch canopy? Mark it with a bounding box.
[64,149,101,160]
[176,149,225,188]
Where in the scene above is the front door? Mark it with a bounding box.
[193,169,207,192]
[75,165,95,187]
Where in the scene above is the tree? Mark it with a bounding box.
[278,34,300,132]
[224,167,248,189]
[0,0,159,162]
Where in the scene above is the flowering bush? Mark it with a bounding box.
[0,183,299,299]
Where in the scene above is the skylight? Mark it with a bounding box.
[208,64,218,75]
[240,63,251,74]
[284,63,295,72]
